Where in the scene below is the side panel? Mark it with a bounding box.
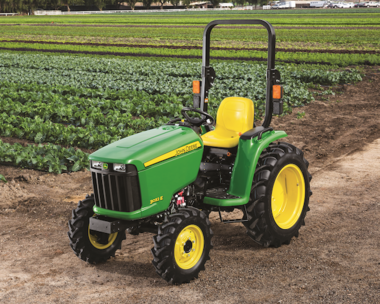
[139,147,203,218]
[203,130,287,207]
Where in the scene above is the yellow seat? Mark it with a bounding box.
[202,97,254,148]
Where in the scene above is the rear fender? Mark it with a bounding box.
[228,130,288,201]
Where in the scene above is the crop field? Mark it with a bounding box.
[0,53,362,173]
[1,8,380,304]
[0,9,380,66]
[0,9,377,173]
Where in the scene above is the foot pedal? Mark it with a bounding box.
[218,205,248,224]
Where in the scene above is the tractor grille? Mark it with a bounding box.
[91,164,141,213]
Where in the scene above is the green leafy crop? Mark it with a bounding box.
[0,139,89,174]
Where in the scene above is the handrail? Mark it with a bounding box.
[201,20,278,128]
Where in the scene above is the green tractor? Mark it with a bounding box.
[68,20,312,284]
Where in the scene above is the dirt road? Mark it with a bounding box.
[0,69,379,303]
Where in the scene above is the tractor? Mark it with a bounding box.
[68,20,312,284]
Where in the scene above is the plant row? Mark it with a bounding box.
[1,41,379,66]
[0,25,379,46]
[0,53,363,81]
[0,70,312,120]
[0,85,185,122]
[0,139,89,174]
[0,113,160,150]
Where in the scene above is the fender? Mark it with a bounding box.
[203,130,287,207]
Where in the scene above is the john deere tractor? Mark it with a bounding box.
[68,20,312,284]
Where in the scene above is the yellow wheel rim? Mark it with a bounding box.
[271,164,305,229]
[174,224,204,270]
[88,220,118,250]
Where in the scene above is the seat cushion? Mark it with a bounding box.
[202,128,240,148]
[202,97,254,148]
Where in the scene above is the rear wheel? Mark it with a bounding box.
[151,207,213,284]
[68,194,126,264]
[243,142,312,247]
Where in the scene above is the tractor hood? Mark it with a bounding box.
[89,125,203,171]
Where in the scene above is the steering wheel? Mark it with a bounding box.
[181,107,214,127]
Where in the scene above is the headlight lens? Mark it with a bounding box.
[92,161,103,169]
[113,163,126,172]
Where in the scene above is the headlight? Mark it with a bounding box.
[113,163,126,172]
[92,161,103,169]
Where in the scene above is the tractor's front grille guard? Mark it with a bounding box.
[91,164,142,213]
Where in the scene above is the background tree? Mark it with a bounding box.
[48,0,63,9]
[247,0,266,9]
[105,0,121,10]
[142,0,152,9]
[62,0,77,12]
[24,0,45,14]
[209,0,219,8]
[11,0,25,13]
[83,0,92,10]
[158,0,165,9]
[170,0,180,6]
[232,0,244,6]
[182,0,191,8]
[0,0,11,13]
[127,0,137,10]
[93,0,106,10]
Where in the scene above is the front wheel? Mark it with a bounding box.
[151,207,213,284]
[243,142,312,248]
[68,194,126,264]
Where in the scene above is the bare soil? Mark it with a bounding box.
[1,68,380,303]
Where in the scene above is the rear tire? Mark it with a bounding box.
[151,207,213,284]
[68,194,126,264]
[243,142,312,248]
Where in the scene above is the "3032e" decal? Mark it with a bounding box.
[150,196,164,204]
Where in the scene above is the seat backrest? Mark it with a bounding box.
[215,97,254,135]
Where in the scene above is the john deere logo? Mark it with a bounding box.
[103,163,108,170]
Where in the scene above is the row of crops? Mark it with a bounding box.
[0,52,362,173]
[0,40,379,66]
[1,25,379,45]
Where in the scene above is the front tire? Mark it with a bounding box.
[68,194,126,264]
[151,207,213,284]
[243,142,312,248]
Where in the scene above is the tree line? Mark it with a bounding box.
[0,0,267,14]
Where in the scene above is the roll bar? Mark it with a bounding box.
[200,20,281,129]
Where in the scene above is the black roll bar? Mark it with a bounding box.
[201,20,280,128]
